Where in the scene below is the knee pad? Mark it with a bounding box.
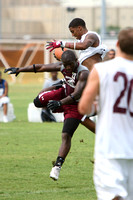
[33,96,43,108]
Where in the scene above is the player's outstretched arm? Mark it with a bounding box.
[46,39,84,52]
[4,62,62,76]
[46,33,98,52]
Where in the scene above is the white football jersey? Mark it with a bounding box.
[95,57,133,159]
[77,31,107,63]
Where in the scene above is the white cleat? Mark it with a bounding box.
[50,166,61,181]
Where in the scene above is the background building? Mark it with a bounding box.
[0,0,133,39]
[0,0,133,84]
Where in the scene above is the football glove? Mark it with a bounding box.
[46,40,66,52]
[47,100,62,111]
[4,67,19,76]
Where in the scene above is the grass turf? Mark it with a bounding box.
[0,83,96,200]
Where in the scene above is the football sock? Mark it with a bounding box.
[55,156,65,167]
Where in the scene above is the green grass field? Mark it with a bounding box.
[0,83,96,200]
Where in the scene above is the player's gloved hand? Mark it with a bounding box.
[46,40,65,52]
[4,67,20,76]
[47,100,62,111]
[52,79,65,89]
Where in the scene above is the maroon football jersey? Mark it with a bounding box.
[38,63,89,120]
[60,63,89,96]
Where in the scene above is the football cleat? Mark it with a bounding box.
[50,166,61,181]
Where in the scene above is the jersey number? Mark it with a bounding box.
[113,72,133,117]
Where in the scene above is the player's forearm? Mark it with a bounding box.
[60,91,80,105]
[65,42,84,50]
[17,64,44,73]
[18,63,61,73]
[60,96,73,105]
[65,41,91,50]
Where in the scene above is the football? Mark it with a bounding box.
[53,47,67,61]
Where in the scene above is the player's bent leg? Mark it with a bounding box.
[34,87,65,108]
[81,117,95,133]
[50,118,80,181]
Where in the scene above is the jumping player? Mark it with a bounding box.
[5,50,95,181]
[79,28,133,200]
[46,18,107,71]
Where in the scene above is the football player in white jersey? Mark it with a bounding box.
[46,18,107,72]
[78,27,133,200]
[46,18,106,124]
